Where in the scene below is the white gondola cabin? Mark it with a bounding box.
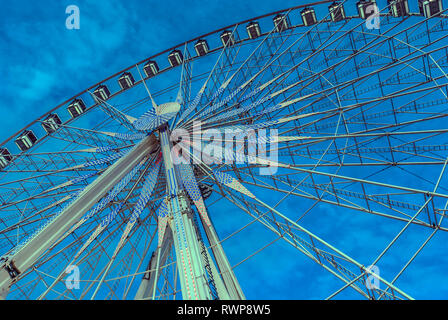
[93,85,110,103]
[0,148,12,169]
[168,50,183,67]
[273,14,290,32]
[388,0,410,17]
[143,61,159,78]
[42,113,62,134]
[357,0,377,20]
[68,99,86,118]
[118,72,135,90]
[419,0,443,17]
[221,30,235,47]
[301,7,317,26]
[246,21,261,39]
[329,2,346,22]
[15,130,37,152]
[194,39,209,56]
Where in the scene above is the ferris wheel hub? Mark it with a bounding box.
[155,101,181,116]
[133,102,181,131]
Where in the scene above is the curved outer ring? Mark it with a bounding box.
[0,0,441,150]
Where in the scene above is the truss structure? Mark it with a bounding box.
[0,1,448,300]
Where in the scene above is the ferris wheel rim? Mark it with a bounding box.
[0,0,410,150]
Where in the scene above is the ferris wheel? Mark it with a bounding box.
[0,0,448,300]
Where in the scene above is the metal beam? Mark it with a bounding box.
[159,126,213,299]
[134,225,173,300]
[0,134,158,299]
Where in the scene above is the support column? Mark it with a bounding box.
[134,227,173,300]
[201,221,245,299]
[0,135,158,299]
[159,126,212,300]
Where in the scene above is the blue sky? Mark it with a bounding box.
[0,0,295,137]
[1,0,448,300]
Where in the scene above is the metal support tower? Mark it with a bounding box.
[156,125,214,300]
[0,135,158,299]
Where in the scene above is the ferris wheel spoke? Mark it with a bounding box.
[188,27,242,122]
[238,21,410,115]
[190,136,448,230]
[207,169,411,299]
[241,171,443,231]
[135,202,180,300]
[0,135,157,298]
[0,168,101,204]
[184,10,308,125]
[277,147,448,170]
[275,168,447,227]
[328,166,448,300]
[4,153,85,173]
[367,158,448,264]
[300,97,448,138]
[72,167,153,264]
[272,130,448,166]
[222,32,293,105]
[45,157,153,255]
[85,215,154,300]
[53,213,150,300]
[119,242,155,300]
[9,214,106,298]
[35,189,159,300]
[176,27,244,127]
[263,32,448,122]
[375,218,443,300]
[0,147,113,178]
[102,222,150,300]
[278,66,448,134]
[233,22,361,110]
[290,72,439,127]
[0,179,96,230]
[274,128,448,165]
[50,123,129,149]
[177,146,402,298]
[0,172,100,214]
[2,143,134,172]
[200,40,448,131]
[306,71,448,125]
[226,196,370,299]
[87,91,138,132]
[224,4,365,107]
[282,156,448,200]
[170,44,193,123]
[188,49,294,127]
[89,159,161,299]
[321,18,448,88]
